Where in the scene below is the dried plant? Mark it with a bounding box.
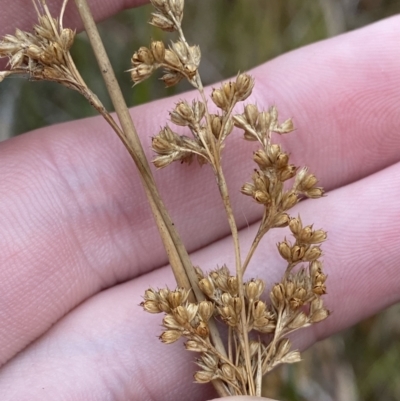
[136,0,330,397]
[0,0,330,398]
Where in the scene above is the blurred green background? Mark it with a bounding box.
[1,1,400,400]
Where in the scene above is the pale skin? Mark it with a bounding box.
[0,1,400,400]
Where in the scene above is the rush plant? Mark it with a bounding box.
[0,0,329,397]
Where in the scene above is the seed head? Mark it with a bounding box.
[160,330,182,344]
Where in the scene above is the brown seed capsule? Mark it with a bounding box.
[289,218,302,236]
[289,297,304,310]
[241,183,255,197]
[281,350,301,364]
[167,290,182,308]
[221,292,232,305]
[198,277,215,298]
[173,305,188,325]
[310,260,323,277]
[272,283,285,304]
[195,321,209,338]
[163,314,180,330]
[253,149,270,169]
[0,41,20,55]
[164,49,182,68]
[305,187,325,198]
[298,225,313,243]
[291,245,306,262]
[141,300,162,314]
[219,305,238,327]
[273,213,290,228]
[131,63,154,83]
[137,46,154,65]
[26,45,42,60]
[170,0,184,21]
[231,297,242,316]
[222,81,236,102]
[254,190,270,205]
[279,165,297,182]
[285,280,295,298]
[158,299,171,313]
[160,71,183,87]
[227,276,238,295]
[51,42,64,64]
[288,311,309,329]
[150,0,169,11]
[192,100,205,122]
[310,229,328,244]
[276,152,289,169]
[186,303,199,322]
[314,272,327,284]
[310,308,330,323]
[183,63,197,79]
[256,110,271,134]
[246,279,265,301]
[160,329,181,344]
[252,300,267,320]
[277,241,292,261]
[304,246,322,261]
[253,171,269,190]
[15,28,29,42]
[211,88,227,110]
[235,73,254,101]
[313,282,327,295]
[210,114,222,138]
[232,114,248,130]
[244,104,259,126]
[281,191,299,211]
[170,101,193,126]
[221,363,236,381]
[59,28,75,51]
[149,13,175,32]
[194,370,214,383]
[185,340,207,352]
[293,287,307,299]
[10,50,26,69]
[274,118,294,134]
[198,301,214,322]
[151,40,165,63]
[302,173,318,190]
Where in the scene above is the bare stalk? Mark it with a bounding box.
[73,0,227,395]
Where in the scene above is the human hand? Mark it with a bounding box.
[1,2,400,400]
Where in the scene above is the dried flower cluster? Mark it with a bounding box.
[138,0,330,397]
[142,224,329,394]
[129,0,201,88]
[0,0,330,398]
[0,1,126,142]
[0,1,79,86]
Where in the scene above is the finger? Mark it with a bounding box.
[1,16,400,364]
[1,159,399,400]
[2,1,148,35]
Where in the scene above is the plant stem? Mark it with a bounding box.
[215,166,256,396]
[73,0,228,395]
[74,0,193,296]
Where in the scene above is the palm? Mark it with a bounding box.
[1,2,400,400]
